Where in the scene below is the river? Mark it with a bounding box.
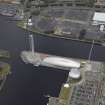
[0,15,105,105]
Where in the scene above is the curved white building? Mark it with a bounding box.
[42,57,80,68]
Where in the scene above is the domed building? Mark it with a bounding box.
[68,68,82,84]
[69,68,81,79]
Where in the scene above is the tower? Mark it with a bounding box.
[29,34,35,54]
[21,34,41,66]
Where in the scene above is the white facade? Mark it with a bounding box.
[64,83,70,88]
[27,19,33,26]
[100,24,104,32]
[93,12,105,23]
[69,68,80,79]
[43,57,80,68]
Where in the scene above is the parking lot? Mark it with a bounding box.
[0,3,19,16]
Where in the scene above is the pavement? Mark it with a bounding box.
[48,61,105,105]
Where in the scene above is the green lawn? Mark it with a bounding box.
[0,63,11,79]
[59,84,73,105]
[0,50,10,58]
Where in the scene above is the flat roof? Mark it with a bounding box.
[93,12,105,22]
[69,68,80,79]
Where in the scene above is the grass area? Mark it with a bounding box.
[0,50,10,58]
[17,20,27,29]
[59,85,72,105]
[69,76,82,84]
[58,77,82,105]
[0,63,11,79]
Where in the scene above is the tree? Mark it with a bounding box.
[79,29,86,40]
[30,8,40,16]
[20,0,26,5]
[75,0,95,7]
[41,0,56,4]
[87,0,96,7]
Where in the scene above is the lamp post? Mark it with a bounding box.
[83,40,95,71]
[29,34,35,54]
[88,40,95,62]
